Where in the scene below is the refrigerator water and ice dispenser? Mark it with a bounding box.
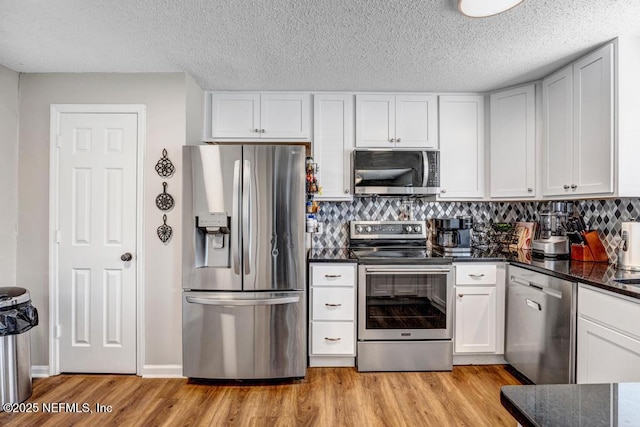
[196,212,230,268]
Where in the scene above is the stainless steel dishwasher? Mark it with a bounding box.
[505,265,576,384]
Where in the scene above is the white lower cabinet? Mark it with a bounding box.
[453,263,505,357]
[309,263,357,367]
[454,286,497,353]
[577,284,640,383]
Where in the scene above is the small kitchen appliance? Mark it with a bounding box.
[349,221,453,372]
[431,217,473,256]
[532,203,572,258]
[618,219,640,271]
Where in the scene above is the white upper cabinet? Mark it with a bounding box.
[572,44,614,195]
[207,92,310,140]
[542,43,615,197]
[542,66,574,196]
[438,95,485,199]
[313,94,354,200]
[490,84,536,198]
[355,94,438,148]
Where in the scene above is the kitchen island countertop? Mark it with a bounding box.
[501,382,640,427]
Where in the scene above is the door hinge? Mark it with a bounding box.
[56,134,62,148]
[55,230,61,243]
[55,324,61,338]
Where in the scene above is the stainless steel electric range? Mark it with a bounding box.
[349,220,454,372]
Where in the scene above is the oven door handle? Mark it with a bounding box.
[365,268,451,274]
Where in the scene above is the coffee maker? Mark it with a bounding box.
[431,217,473,255]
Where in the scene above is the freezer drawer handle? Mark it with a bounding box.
[324,337,342,342]
[526,299,542,311]
[324,274,342,278]
[325,303,342,307]
[186,295,300,306]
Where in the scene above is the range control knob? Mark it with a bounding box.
[356,226,363,233]
[365,226,372,233]
[405,225,412,232]
[414,226,421,233]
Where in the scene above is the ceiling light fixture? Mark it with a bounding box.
[458,0,524,18]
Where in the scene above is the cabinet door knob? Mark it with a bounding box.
[260,129,266,133]
[252,128,259,133]
[344,189,350,194]
[571,184,577,190]
[396,138,402,143]
[563,185,570,190]
[389,138,395,143]
[527,188,533,192]
[458,294,464,298]
[441,189,447,193]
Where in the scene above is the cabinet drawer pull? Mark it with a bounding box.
[324,337,342,342]
[324,274,342,278]
[458,294,464,298]
[325,303,342,307]
[468,273,485,278]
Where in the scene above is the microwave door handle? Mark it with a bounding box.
[422,151,428,187]
[232,160,241,275]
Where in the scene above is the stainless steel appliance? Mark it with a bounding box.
[352,149,440,196]
[431,217,472,256]
[182,144,306,380]
[505,265,576,384]
[350,221,454,372]
[532,203,572,258]
[618,220,640,271]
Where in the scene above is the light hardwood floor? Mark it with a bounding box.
[0,365,521,426]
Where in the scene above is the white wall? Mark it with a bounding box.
[17,73,192,369]
[0,65,19,286]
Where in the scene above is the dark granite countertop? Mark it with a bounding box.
[308,248,355,263]
[501,383,640,427]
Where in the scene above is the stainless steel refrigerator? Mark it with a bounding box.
[182,144,306,380]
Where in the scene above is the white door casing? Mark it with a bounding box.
[50,105,145,375]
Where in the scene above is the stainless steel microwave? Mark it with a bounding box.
[353,149,440,196]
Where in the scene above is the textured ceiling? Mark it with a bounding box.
[1,0,640,92]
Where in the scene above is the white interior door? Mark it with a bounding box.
[56,112,138,373]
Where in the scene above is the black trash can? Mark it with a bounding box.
[0,287,38,405]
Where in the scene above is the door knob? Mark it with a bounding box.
[121,252,133,262]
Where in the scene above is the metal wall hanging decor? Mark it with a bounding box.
[156,182,174,211]
[157,214,173,243]
[155,148,175,178]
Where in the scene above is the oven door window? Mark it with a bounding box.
[365,272,448,330]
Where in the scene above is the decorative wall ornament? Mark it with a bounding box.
[155,148,175,178]
[156,182,174,211]
[157,214,173,243]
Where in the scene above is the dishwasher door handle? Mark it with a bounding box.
[526,299,542,311]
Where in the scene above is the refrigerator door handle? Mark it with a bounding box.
[186,295,300,306]
[232,160,241,275]
[243,159,252,275]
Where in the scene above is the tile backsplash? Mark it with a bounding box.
[311,197,640,263]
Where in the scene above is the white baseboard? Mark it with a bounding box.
[32,365,50,378]
[453,354,507,365]
[142,364,184,378]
